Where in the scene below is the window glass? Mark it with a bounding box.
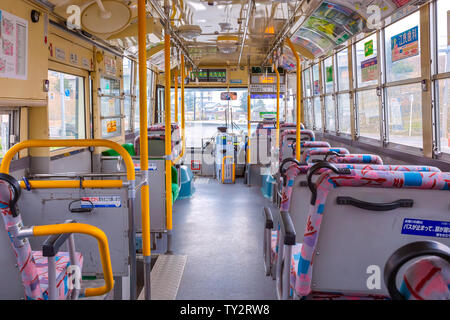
[385,12,421,82]
[386,83,422,148]
[437,79,450,154]
[337,49,349,91]
[123,58,132,94]
[304,98,313,129]
[123,58,133,131]
[338,93,351,134]
[437,0,450,74]
[325,95,335,132]
[100,77,122,138]
[323,57,334,93]
[313,96,322,129]
[356,34,378,88]
[0,114,10,158]
[124,96,132,132]
[48,70,86,140]
[175,88,249,147]
[312,64,320,96]
[357,89,379,139]
[303,68,311,97]
[134,65,140,131]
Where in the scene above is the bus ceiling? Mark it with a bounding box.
[40,0,428,69]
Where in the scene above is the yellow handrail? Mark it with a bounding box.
[274,65,280,149]
[137,0,151,265]
[19,180,123,189]
[33,223,114,297]
[0,140,135,181]
[164,28,173,231]
[174,55,186,164]
[174,69,179,123]
[247,93,251,164]
[221,155,235,183]
[286,39,302,161]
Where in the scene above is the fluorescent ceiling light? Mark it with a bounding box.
[186,1,207,11]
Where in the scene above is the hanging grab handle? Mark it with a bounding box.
[336,197,414,212]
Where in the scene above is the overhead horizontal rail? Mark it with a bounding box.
[237,0,253,67]
[148,0,197,68]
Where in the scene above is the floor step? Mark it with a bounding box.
[138,254,187,300]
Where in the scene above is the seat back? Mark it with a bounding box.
[294,170,450,298]
[300,147,350,163]
[285,165,442,244]
[279,130,318,162]
[0,174,43,300]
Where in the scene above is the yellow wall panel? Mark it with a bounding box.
[0,0,48,102]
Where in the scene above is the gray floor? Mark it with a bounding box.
[172,177,277,300]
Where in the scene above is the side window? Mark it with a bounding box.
[0,110,19,159]
[48,70,86,140]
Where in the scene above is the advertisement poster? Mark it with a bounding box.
[0,10,28,80]
[361,57,378,82]
[326,66,333,83]
[448,11,450,46]
[391,0,412,8]
[365,40,374,57]
[391,26,419,62]
[313,80,320,95]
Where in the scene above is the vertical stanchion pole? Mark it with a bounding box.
[137,0,151,300]
[286,39,302,160]
[164,1,174,254]
[275,64,280,149]
[180,55,185,161]
[174,69,179,123]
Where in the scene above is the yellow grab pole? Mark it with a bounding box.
[286,39,302,161]
[247,93,251,164]
[221,155,235,183]
[19,180,123,189]
[174,55,185,164]
[0,139,135,181]
[137,0,151,300]
[164,21,174,246]
[174,69,179,123]
[274,64,280,149]
[33,223,114,297]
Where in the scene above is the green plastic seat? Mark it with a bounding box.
[171,166,179,202]
[102,143,136,156]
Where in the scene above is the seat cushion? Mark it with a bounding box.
[400,257,450,300]
[32,251,83,300]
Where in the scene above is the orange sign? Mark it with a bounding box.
[259,75,276,84]
[107,120,117,133]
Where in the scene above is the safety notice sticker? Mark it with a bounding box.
[81,196,121,208]
[401,218,450,239]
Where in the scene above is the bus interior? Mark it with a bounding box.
[0,0,449,302]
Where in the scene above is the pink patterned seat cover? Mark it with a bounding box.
[147,123,179,132]
[33,251,83,300]
[294,170,450,298]
[0,179,83,300]
[300,147,350,163]
[399,256,450,300]
[330,154,383,165]
[279,131,319,161]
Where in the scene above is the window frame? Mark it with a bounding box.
[47,63,89,155]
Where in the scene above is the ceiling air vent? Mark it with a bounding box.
[217,35,239,54]
[177,25,202,40]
